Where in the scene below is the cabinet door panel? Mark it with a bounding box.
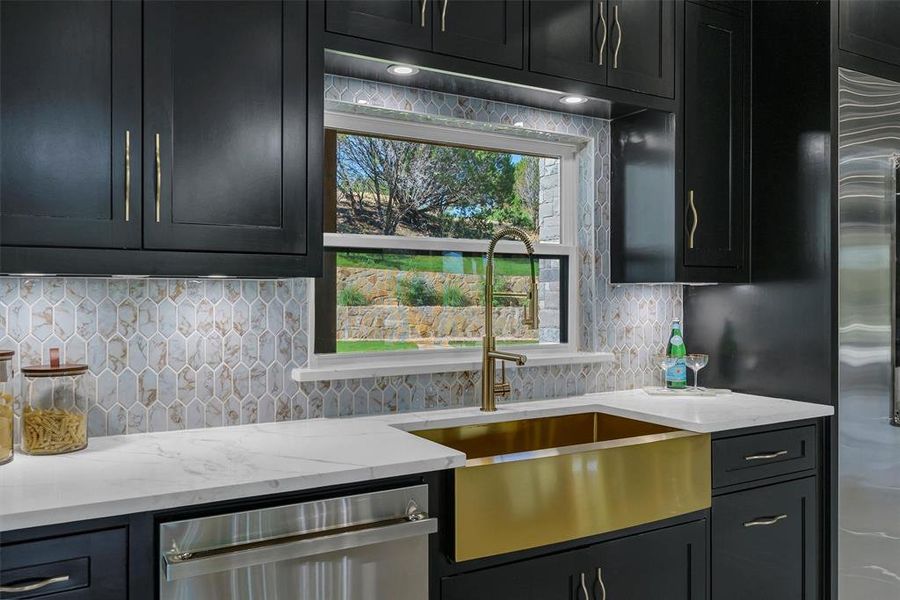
[840,0,900,67]
[586,521,707,599]
[683,3,746,268]
[143,1,309,255]
[607,0,675,97]
[326,0,432,50]
[530,0,607,85]
[0,0,141,249]
[434,0,523,68]
[712,478,818,600]
[442,548,583,600]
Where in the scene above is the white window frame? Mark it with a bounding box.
[304,110,584,374]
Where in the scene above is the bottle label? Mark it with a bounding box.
[670,335,683,346]
[666,358,687,388]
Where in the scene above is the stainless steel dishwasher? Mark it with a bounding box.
[159,484,436,600]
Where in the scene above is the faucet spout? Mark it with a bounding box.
[481,226,538,412]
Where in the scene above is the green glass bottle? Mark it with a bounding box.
[665,318,687,389]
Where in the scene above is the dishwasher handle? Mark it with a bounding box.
[164,515,437,582]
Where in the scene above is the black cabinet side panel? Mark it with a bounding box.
[683,1,834,405]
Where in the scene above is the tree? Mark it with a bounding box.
[514,156,541,229]
[335,133,519,237]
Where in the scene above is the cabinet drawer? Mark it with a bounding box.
[711,477,818,600]
[712,425,816,487]
[0,528,127,599]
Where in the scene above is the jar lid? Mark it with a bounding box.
[21,363,89,378]
[0,350,13,362]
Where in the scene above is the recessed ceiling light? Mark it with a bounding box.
[559,95,589,105]
[206,274,231,279]
[356,99,369,105]
[18,273,55,277]
[386,64,419,76]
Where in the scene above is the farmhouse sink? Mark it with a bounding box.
[412,412,711,561]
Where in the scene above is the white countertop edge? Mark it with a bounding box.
[291,351,615,382]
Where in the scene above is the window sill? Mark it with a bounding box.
[291,351,615,383]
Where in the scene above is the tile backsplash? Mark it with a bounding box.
[0,75,682,436]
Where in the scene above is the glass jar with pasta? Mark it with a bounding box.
[21,349,88,455]
[0,350,15,465]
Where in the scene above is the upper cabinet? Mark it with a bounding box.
[326,0,524,68]
[0,0,323,277]
[143,1,312,255]
[840,0,900,67]
[683,2,747,271]
[530,0,675,97]
[0,1,141,250]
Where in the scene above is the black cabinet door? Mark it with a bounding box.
[712,477,818,600]
[433,1,524,69]
[326,0,432,50]
[530,0,608,86]
[0,0,141,250]
[606,0,675,97]
[840,0,900,67]
[143,1,310,255]
[683,3,747,269]
[442,547,583,600]
[584,521,708,599]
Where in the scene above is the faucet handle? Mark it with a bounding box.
[523,283,539,329]
[494,361,512,396]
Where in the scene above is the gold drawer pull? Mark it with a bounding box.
[744,514,788,528]
[688,189,698,249]
[124,130,131,222]
[744,450,789,461]
[613,4,622,68]
[597,1,607,66]
[441,0,448,31]
[580,573,590,599]
[0,574,70,593]
[421,0,428,27]
[155,133,161,223]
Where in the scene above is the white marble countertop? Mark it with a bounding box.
[0,390,833,532]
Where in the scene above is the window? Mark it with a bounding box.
[310,111,580,367]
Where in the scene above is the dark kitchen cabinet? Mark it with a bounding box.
[143,0,312,255]
[683,1,747,270]
[441,520,707,600]
[582,520,707,600]
[606,0,676,97]
[326,0,432,50]
[433,1,524,69]
[530,1,608,86]
[0,527,128,599]
[0,0,141,250]
[530,0,674,97]
[326,0,524,69]
[712,477,819,600]
[840,0,900,67]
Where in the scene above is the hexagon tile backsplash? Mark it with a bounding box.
[0,76,682,436]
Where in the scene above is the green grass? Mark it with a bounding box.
[336,252,533,277]
[337,340,419,353]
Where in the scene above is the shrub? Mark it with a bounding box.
[338,285,368,306]
[480,276,527,307]
[396,275,439,306]
[442,284,470,307]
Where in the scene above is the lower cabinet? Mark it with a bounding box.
[441,520,707,600]
[712,477,818,600]
[0,527,128,598]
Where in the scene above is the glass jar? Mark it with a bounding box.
[0,350,15,465]
[21,351,88,455]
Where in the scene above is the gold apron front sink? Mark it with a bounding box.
[412,412,711,562]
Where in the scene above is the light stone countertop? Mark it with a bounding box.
[0,390,833,532]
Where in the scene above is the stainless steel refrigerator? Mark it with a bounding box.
[838,67,900,598]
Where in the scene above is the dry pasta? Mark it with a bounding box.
[22,407,86,454]
[0,392,13,460]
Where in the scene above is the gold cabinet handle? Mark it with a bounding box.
[688,189,698,249]
[441,0,448,31]
[596,2,607,66]
[597,568,607,600]
[613,4,622,69]
[421,0,428,27]
[124,130,131,222]
[0,575,70,593]
[155,133,161,223]
[744,514,788,528]
[579,573,590,599]
[744,450,789,461]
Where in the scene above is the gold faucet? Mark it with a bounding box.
[482,227,539,412]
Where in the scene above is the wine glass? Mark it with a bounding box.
[653,354,678,389]
[684,354,709,391]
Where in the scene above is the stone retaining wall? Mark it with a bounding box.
[337,305,536,340]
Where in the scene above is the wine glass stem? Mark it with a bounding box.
[693,368,699,390]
